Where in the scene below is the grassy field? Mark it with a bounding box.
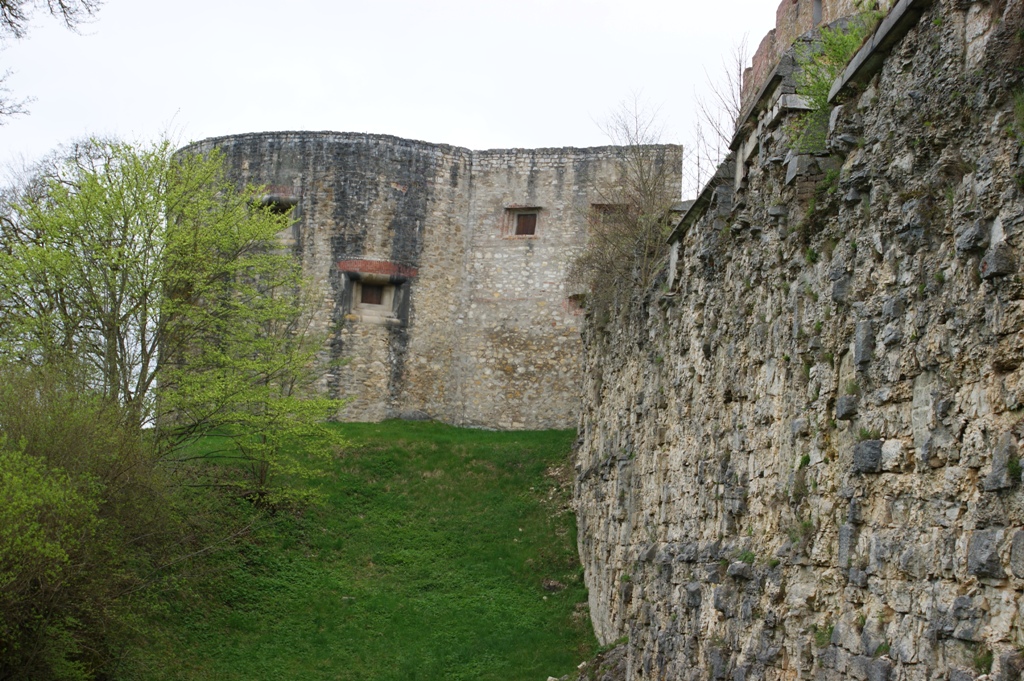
[130,421,595,681]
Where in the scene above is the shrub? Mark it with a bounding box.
[567,103,678,324]
[1008,453,1022,483]
[974,646,993,674]
[812,623,834,648]
[0,364,207,680]
[1013,89,1024,142]
[789,10,881,152]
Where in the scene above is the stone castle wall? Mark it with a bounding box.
[181,133,682,429]
[575,0,1024,679]
[741,0,896,119]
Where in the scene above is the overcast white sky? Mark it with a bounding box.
[0,0,779,191]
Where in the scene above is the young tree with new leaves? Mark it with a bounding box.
[0,138,345,501]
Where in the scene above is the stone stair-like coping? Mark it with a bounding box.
[828,0,935,103]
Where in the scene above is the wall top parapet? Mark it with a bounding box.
[181,131,676,162]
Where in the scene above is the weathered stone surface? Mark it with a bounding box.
[854,321,874,368]
[999,651,1024,681]
[727,561,753,579]
[836,395,859,420]
[853,440,883,474]
[187,133,681,430]
[880,439,904,472]
[785,155,816,185]
[967,529,1004,579]
[573,1,1024,680]
[880,322,902,347]
[980,242,1016,279]
[983,432,1018,491]
[832,274,853,303]
[954,219,990,254]
[881,294,905,320]
[1010,530,1024,579]
[838,524,857,568]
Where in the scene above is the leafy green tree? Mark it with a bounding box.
[0,138,347,678]
[0,138,345,502]
[0,140,178,419]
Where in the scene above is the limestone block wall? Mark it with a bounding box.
[182,133,471,423]
[575,1,1024,679]
[180,132,682,429]
[455,147,680,429]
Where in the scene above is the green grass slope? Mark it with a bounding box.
[130,421,596,681]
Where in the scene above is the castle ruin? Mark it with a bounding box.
[182,133,682,429]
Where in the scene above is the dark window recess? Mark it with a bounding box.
[361,284,384,305]
[260,194,298,215]
[515,213,537,236]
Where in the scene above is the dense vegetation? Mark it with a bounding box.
[0,141,594,679]
[0,140,336,678]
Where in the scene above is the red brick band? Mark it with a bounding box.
[337,259,418,278]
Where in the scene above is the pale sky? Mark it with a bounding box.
[0,0,779,194]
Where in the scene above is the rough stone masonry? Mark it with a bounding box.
[181,133,682,430]
[574,0,1024,679]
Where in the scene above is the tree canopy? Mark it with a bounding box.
[0,138,344,496]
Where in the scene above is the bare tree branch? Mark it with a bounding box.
[0,0,101,122]
[685,37,748,198]
[0,0,100,39]
[569,96,679,324]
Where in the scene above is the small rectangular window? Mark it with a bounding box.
[515,212,537,236]
[361,284,384,305]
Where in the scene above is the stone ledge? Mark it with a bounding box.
[828,0,936,103]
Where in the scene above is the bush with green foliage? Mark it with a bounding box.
[789,7,881,152]
[0,364,192,680]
